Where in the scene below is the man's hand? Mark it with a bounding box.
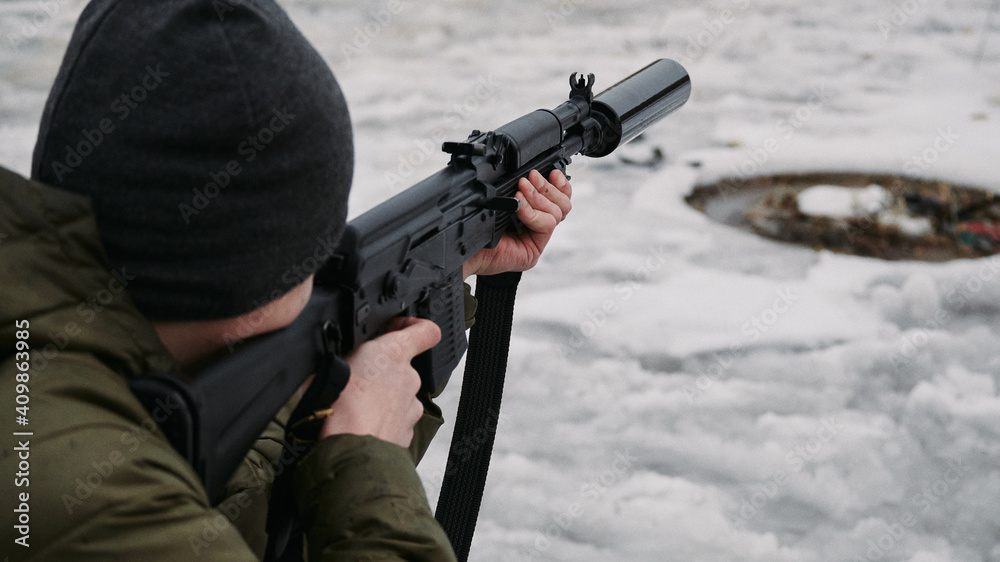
[462,168,572,278]
[320,317,441,448]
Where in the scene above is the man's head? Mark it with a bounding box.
[32,0,353,323]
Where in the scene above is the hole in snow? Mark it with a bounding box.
[685,172,1000,262]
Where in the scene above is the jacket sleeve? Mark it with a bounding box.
[220,396,298,558]
[294,435,458,562]
[0,353,262,562]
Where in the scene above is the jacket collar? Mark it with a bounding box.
[0,166,176,377]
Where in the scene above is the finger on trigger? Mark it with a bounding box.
[386,317,442,357]
[404,318,442,356]
[385,316,414,331]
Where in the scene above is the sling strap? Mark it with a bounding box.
[435,271,523,561]
[264,350,351,561]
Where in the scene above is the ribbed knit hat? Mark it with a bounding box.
[31,0,353,321]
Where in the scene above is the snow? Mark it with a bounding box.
[3,0,1000,561]
[795,183,936,237]
[797,184,893,218]
[882,213,936,238]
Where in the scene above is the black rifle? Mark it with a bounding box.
[129,58,691,504]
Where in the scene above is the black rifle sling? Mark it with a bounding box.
[435,271,522,561]
[264,351,350,562]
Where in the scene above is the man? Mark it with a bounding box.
[0,0,571,560]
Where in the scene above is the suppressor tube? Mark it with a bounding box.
[585,58,691,157]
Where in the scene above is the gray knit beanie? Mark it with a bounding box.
[31,0,353,321]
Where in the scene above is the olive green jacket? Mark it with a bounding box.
[0,167,457,561]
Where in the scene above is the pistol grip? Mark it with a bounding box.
[412,270,468,395]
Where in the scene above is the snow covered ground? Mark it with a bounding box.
[3,0,1000,560]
